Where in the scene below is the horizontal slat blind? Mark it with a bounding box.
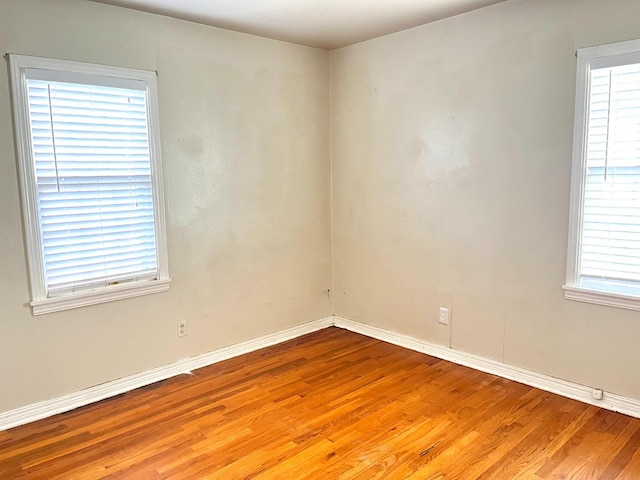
[581,62,640,293]
[26,79,158,295]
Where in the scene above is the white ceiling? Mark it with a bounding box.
[89,0,507,50]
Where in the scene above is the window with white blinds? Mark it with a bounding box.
[9,55,170,315]
[565,39,640,309]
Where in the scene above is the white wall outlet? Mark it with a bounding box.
[592,388,604,400]
[438,307,450,325]
[177,320,187,337]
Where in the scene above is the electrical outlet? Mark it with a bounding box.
[438,307,449,325]
[177,320,187,337]
[592,388,603,400]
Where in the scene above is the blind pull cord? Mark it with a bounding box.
[604,70,614,182]
[46,84,61,193]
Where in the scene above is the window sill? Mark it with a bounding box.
[30,278,172,315]
[563,285,640,311]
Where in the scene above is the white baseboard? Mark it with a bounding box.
[333,316,640,419]
[0,316,334,431]
[4,314,639,432]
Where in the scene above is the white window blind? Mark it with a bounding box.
[9,55,170,315]
[27,79,159,295]
[580,62,640,296]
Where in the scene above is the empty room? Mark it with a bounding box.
[2,0,640,477]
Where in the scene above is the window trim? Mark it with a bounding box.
[564,38,640,311]
[9,55,170,315]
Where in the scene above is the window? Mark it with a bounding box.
[9,55,170,315]
[565,39,640,310]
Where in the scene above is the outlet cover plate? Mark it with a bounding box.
[438,307,449,325]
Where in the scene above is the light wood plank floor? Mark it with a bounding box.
[2,327,640,479]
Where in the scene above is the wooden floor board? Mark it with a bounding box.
[1,327,639,479]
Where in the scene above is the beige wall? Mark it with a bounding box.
[331,0,640,400]
[0,0,331,412]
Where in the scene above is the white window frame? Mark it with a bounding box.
[564,38,640,311]
[9,55,170,315]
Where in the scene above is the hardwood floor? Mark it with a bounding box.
[2,327,640,479]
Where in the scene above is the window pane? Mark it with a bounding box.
[580,62,640,291]
[27,79,158,294]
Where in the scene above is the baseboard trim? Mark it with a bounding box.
[0,316,334,431]
[333,316,640,419]
[4,314,639,431]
